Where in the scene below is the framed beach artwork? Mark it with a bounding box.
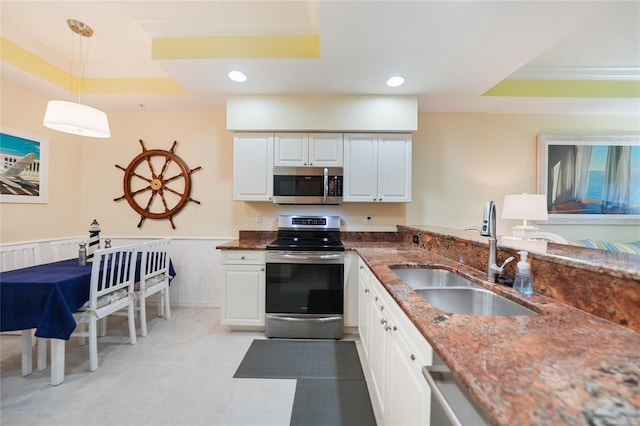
[0,128,49,203]
[537,134,640,224]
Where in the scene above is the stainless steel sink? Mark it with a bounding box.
[392,267,482,289]
[415,288,537,316]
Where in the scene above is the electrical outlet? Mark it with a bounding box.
[256,213,263,223]
[365,216,372,225]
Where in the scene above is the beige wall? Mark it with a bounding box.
[409,113,640,241]
[1,78,638,243]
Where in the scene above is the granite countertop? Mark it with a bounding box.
[217,236,640,424]
[354,244,639,426]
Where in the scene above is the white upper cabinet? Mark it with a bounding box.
[274,133,343,167]
[233,133,274,201]
[343,133,412,202]
[308,133,343,166]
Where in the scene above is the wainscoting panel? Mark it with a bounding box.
[0,237,235,308]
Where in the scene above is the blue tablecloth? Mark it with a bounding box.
[0,259,92,340]
[0,256,176,340]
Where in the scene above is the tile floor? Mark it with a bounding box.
[0,308,380,426]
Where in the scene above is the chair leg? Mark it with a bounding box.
[88,317,98,372]
[128,300,138,344]
[37,337,47,371]
[139,295,148,337]
[164,288,171,320]
[98,318,107,337]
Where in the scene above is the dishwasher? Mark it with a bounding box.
[422,352,490,426]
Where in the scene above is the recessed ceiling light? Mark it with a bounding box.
[228,71,247,82]
[386,75,405,87]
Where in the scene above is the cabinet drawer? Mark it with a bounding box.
[222,250,265,264]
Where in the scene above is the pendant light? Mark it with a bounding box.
[43,19,110,138]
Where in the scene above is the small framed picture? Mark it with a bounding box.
[0,127,49,204]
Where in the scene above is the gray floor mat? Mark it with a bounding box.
[290,379,377,426]
[233,339,365,380]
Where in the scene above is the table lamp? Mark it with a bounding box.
[502,193,548,238]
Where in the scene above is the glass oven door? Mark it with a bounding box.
[265,251,344,315]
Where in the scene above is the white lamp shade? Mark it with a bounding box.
[502,193,548,221]
[43,100,111,138]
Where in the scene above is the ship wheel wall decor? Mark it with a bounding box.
[115,139,201,229]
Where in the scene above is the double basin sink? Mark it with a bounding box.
[392,267,537,316]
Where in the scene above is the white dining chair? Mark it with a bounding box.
[71,244,138,371]
[0,243,47,372]
[136,238,172,337]
[49,238,85,261]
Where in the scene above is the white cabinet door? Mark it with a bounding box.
[275,133,343,167]
[221,265,265,326]
[233,133,274,201]
[358,259,372,360]
[343,134,378,202]
[377,134,412,203]
[221,251,266,327]
[369,286,389,419]
[344,133,412,202]
[308,133,343,166]
[386,311,432,426]
[274,133,308,166]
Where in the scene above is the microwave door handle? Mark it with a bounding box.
[323,167,329,203]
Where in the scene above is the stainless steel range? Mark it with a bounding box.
[265,215,345,339]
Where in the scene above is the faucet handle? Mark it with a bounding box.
[500,256,516,269]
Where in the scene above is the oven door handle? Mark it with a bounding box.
[268,315,343,323]
[268,253,344,261]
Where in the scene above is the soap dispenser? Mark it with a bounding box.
[514,250,533,295]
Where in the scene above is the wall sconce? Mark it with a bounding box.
[42,19,110,138]
[502,193,548,237]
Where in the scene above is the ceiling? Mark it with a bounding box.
[1,0,639,114]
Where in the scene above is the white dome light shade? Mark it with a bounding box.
[386,76,405,87]
[43,100,111,138]
[228,71,247,82]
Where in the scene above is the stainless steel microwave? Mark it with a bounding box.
[272,166,343,204]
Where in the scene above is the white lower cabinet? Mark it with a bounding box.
[359,258,433,425]
[221,251,265,327]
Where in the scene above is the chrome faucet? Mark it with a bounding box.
[480,200,515,283]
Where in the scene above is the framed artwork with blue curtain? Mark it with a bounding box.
[0,127,49,203]
[537,133,640,224]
